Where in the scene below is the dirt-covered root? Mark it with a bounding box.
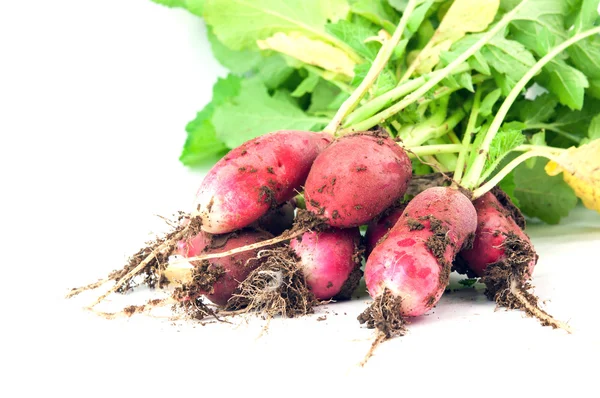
[83,215,202,308]
[357,289,408,366]
[66,278,110,299]
[225,248,319,319]
[180,212,325,264]
[482,233,572,333]
[87,297,177,320]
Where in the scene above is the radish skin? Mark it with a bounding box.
[175,229,274,307]
[365,204,406,256]
[364,187,477,317]
[305,132,411,228]
[194,130,331,234]
[459,191,536,278]
[290,228,362,300]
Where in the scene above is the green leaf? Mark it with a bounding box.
[525,131,545,167]
[589,114,600,141]
[387,0,409,12]
[567,35,600,80]
[204,0,350,51]
[180,75,242,166]
[442,34,536,94]
[255,55,295,89]
[487,128,525,170]
[458,278,479,287]
[543,60,589,110]
[479,88,502,117]
[326,19,379,60]
[180,119,229,166]
[510,0,569,56]
[353,63,397,97]
[518,93,558,124]
[150,0,204,16]
[307,79,341,115]
[481,36,537,95]
[513,160,578,224]
[207,29,262,75]
[350,0,399,33]
[572,0,600,32]
[588,79,600,99]
[468,50,492,75]
[291,73,320,97]
[212,78,327,147]
[407,1,435,33]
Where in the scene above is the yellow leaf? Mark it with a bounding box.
[257,32,356,78]
[545,140,600,213]
[415,0,499,74]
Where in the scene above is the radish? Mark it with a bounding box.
[194,130,331,234]
[223,226,363,318]
[455,190,570,331]
[364,203,406,257]
[170,229,274,307]
[290,228,362,300]
[304,131,412,228]
[458,190,535,279]
[359,187,477,336]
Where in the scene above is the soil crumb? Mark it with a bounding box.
[357,288,407,338]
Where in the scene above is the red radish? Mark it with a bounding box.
[194,130,331,234]
[365,203,406,256]
[361,187,476,329]
[173,229,274,307]
[459,190,536,279]
[304,132,412,228]
[290,228,362,300]
[454,190,570,331]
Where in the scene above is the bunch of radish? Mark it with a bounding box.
[66,0,600,366]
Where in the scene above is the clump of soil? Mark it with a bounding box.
[225,247,319,318]
[358,288,407,338]
[357,289,407,366]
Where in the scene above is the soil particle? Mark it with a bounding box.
[406,218,424,231]
[358,289,407,338]
[258,186,277,208]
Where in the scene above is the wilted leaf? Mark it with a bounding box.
[545,140,600,212]
[258,32,356,77]
[413,0,500,74]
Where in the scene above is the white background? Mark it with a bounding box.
[2,1,600,397]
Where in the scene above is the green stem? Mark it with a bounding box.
[324,0,419,135]
[453,88,482,184]
[402,107,466,147]
[472,150,562,199]
[525,124,582,144]
[342,64,471,128]
[461,25,600,190]
[406,143,565,158]
[340,2,527,134]
[408,144,464,157]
